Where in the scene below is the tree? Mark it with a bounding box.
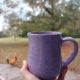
[24,0,80,37]
[0,0,80,37]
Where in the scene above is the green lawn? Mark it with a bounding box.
[0,37,80,74]
[0,37,28,44]
[0,37,79,43]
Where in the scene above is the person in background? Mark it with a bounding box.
[20,60,68,80]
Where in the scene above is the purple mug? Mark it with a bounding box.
[27,31,78,80]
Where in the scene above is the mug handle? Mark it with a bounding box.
[62,37,78,67]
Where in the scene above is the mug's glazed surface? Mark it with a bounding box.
[27,31,78,80]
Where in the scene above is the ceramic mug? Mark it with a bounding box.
[27,31,78,80]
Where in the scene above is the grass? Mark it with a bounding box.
[75,38,80,42]
[0,37,80,74]
[0,37,28,44]
[0,37,29,66]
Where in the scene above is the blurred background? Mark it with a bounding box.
[0,0,80,74]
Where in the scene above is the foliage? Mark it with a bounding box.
[0,31,8,38]
[0,0,80,37]
[18,0,80,37]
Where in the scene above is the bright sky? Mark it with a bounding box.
[0,0,33,31]
[0,15,4,31]
[0,0,42,31]
[0,15,9,31]
[0,0,70,31]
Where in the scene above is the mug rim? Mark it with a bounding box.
[27,31,62,36]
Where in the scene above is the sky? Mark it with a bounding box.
[0,0,42,31]
[0,0,33,31]
[0,0,70,31]
[0,15,4,31]
[0,15,9,31]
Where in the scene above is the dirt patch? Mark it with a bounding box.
[0,42,28,66]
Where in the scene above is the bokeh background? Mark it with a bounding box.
[0,0,80,74]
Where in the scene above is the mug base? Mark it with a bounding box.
[40,78,56,80]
